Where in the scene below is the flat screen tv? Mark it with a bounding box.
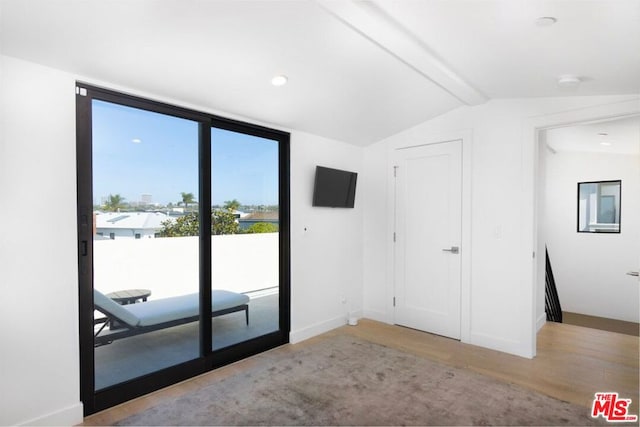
[312,166,357,208]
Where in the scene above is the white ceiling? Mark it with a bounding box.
[1,0,639,145]
[545,114,640,155]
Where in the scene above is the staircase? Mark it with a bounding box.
[545,247,563,323]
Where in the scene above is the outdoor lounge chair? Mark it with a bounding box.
[93,289,250,346]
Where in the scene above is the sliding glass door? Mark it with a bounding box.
[77,84,290,414]
[91,100,201,390]
[211,127,281,350]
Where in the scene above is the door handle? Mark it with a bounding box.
[442,246,459,254]
[626,271,639,277]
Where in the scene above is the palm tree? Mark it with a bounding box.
[181,192,196,211]
[103,194,125,212]
[223,199,241,212]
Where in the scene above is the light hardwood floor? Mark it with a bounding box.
[83,319,639,425]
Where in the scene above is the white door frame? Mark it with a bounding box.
[386,130,473,343]
[523,98,640,358]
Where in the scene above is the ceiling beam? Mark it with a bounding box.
[315,0,488,106]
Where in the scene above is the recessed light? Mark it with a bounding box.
[557,75,581,88]
[536,16,557,27]
[600,142,612,146]
[271,75,288,86]
[132,138,142,144]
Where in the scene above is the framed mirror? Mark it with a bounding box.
[577,180,621,233]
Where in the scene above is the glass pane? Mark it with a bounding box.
[92,100,200,390]
[211,128,280,350]
[578,181,621,233]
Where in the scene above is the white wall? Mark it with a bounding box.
[361,95,640,358]
[0,55,82,426]
[0,54,364,425]
[544,150,639,322]
[290,132,364,342]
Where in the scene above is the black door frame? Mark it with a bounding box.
[76,83,290,415]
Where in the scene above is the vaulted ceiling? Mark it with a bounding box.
[1,0,639,145]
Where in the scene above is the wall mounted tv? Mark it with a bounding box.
[312,166,358,208]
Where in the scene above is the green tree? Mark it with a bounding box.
[103,194,126,212]
[212,209,239,235]
[180,192,196,211]
[244,222,279,234]
[158,210,239,237]
[223,199,241,211]
[159,213,199,237]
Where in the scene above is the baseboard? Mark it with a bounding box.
[290,315,347,344]
[562,311,639,336]
[537,313,546,332]
[18,402,83,426]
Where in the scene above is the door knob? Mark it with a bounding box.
[442,246,459,254]
[626,271,639,277]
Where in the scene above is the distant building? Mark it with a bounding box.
[238,211,279,230]
[95,212,171,239]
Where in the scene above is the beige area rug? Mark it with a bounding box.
[117,335,607,426]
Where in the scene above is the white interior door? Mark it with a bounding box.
[394,140,462,339]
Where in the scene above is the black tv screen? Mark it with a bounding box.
[312,166,357,208]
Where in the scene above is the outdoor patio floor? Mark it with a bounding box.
[95,292,279,390]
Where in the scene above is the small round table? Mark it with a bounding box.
[105,289,151,305]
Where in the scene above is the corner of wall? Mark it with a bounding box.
[18,403,84,427]
[537,313,546,332]
[290,315,347,344]
[363,309,390,324]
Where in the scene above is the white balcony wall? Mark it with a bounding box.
[94,234,279,298]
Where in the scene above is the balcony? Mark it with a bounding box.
[93,233,279,390]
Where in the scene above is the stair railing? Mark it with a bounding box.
[545,247,563,323]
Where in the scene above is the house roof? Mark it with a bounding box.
[1,0,638,145]
[242,211,280,221]
[95,212,171,230]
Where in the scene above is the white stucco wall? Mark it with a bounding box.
[93,233,279,298]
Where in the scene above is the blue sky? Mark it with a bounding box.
[92,100,279,206]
